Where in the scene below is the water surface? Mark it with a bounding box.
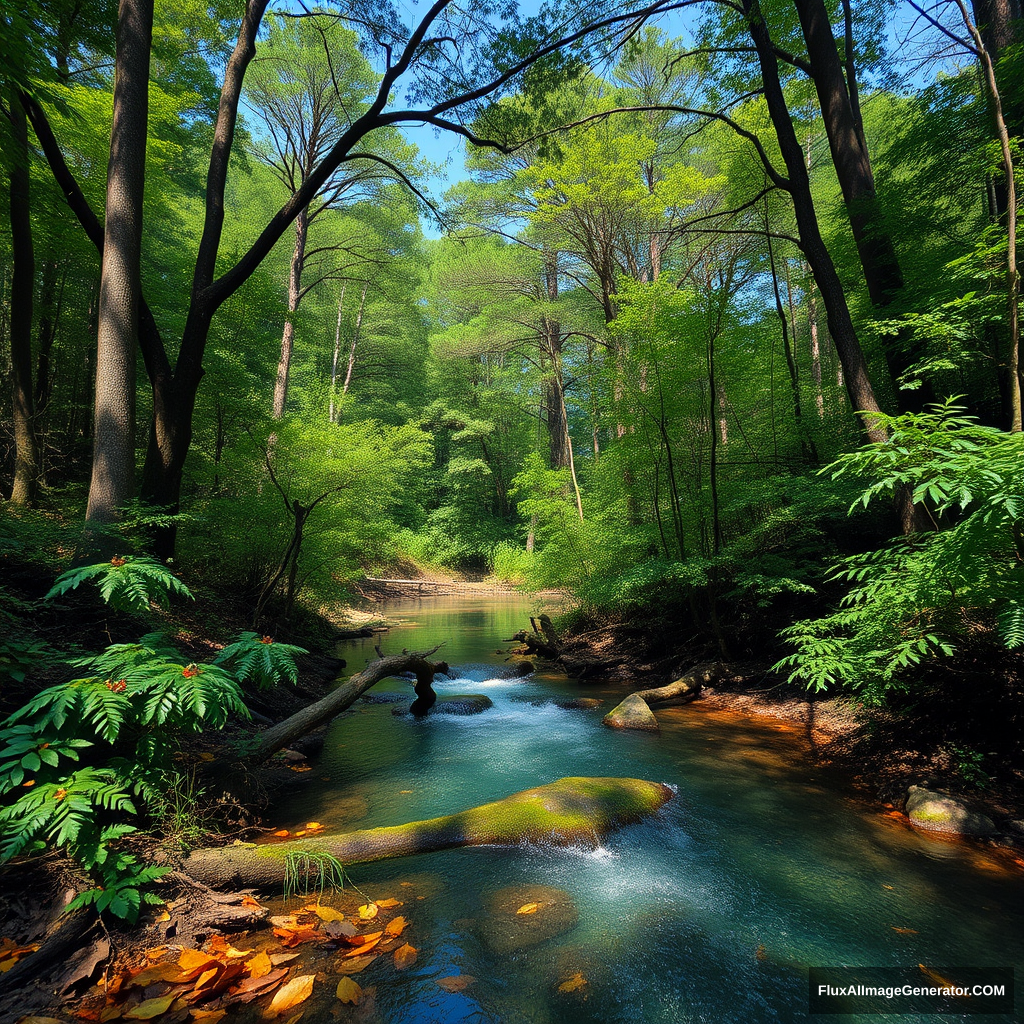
[273,595,1022,1023]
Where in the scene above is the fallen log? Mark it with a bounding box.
[183,777,673,890]
[245,646,444,765]
[603,662,725,731]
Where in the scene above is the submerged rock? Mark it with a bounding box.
[184,776,674,889]
[391,694,494,716]
[603,693,660,732]
[479,884,579,953]
[905,786,996,836]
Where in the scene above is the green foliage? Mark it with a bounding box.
[0,615,251,920]
[214,632,308,690]
[776,405,1024,699]
[45,555,194,613]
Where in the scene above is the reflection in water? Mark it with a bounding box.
[268,596,1023,1022]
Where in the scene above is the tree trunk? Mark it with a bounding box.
[246,647,444,764]
[328,283,345,422]
[86,0,153,523]
[272,208,308,419]
[6,89,41,505]
[341,282,367,397]
[745,0,888,444]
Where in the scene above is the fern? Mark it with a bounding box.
[45,556,193,613]
[214,631,308,690]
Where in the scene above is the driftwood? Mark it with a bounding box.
[246,646,444,765]
[0,906,96,999]
[183,777,673,890]
[603,662,725,731]
[505,613,563,660]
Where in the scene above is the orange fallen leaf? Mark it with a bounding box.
[375,899,401,909]
[189,1012,227,1022]
[393,944,417,970]
[305,822,323,830]
[335,977,362,1005]
[289,765,312,773]
[335,954,377,975]
[342,935,383,959]
[224,967,289,1005]
[399,882,413,888]
[207,936,250,959]
[918,964,964,993]
[557,972,587,993]
[272,830,290,838]
[892,927,919,935]
[343,930,382,948]
[274,925,319,948]
[247,951,273,979]
[269,953,301,967]
[516,903,540,915]
[125,994,177,1019]
[436,976,476,993]
[242,895,264,909]
[357,904,378,921]
[292,830,307,838]
[194,966,223,992]
[265,975,315,1016]
[127,961,188,987]
[384,916,407,938]
[144,946,169,962]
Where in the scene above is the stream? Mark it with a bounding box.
[269,595,1022,1023]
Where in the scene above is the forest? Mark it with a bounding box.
[1,0,1023,1020]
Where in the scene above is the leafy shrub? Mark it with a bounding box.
[775,404,1024,700]
[45,555,194,613]
[214,632,308,690]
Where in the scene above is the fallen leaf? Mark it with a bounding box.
[289,765,312,773]
[199,753,215,762]
[375,899,401,909]
[274,925,319,948]
[755,944,768,962]
[207,936,250,959]
[189,1012,227,1022]
[393,944,417,970]
[272,830,290,838]
[128,961,189,986]
[153,910,171,923]
[242,896,264,909]
[384,916,407,938]
[918,964,964,992]
[312,906,346,923]
[265,975,315,1016]
[557,972,587,993]
[125,994,177,1019]
[269,953,301,967]
[399,882,413,888]
[342,931,382,948]
[269,916,299,929]
[293,831,307,838]
[342,935,383,959]
[334,955,377,975]
[324,919,358,939]
[305,822,323,830]
[882,884,895,891]
[357,904,378,921]
[516,903,540,915]
[335,977,362,1005]
[99,1007,123,1022]
[435,976,476,993]
[247,951,273,979]
[892,927,919,935]
[194,966,223,992]
[145,947,170,961]
[224,968,289,1004]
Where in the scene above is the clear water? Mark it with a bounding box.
[273,596,1023,1023]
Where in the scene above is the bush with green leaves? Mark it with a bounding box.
[214,632,308,690]
[44,555,194,613]
[775,404,1024,701]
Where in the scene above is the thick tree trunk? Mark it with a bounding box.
[634,661,724,706]
[746,0,888,444]
[86,0,153,522]
[272,209,308,418]
[7,90,41,505]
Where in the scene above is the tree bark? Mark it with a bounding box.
[85,0,153,522]
[6,89,41,505]
[341,282,367,397]
[745,0,888,443]
[328,283,345,421]
[272,208,308,418]
[246,647,444,765]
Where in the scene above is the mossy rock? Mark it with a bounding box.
[478,884,579,953]
[184,776,673,890]
[603,693,659,732]
[905,786,995,836]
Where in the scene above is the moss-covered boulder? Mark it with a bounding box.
[603,693,660,732]
[905,786,996,836]
[183,777,673,890]
[478,884,579,953]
